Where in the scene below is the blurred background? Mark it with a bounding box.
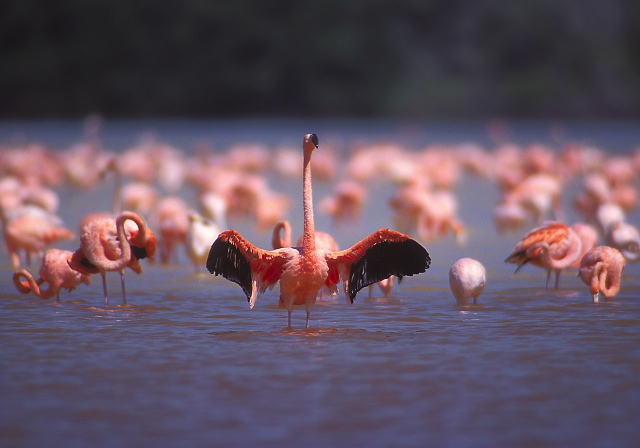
[2,0,640,120]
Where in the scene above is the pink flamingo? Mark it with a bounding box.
[3,210,74,267]
[449,258,486,305]
[152,196,189,264]
[578,246,626,302]
[13,248,91,301]
[207,134,431,328]
[505,221,583,289]
[69,211,156,305]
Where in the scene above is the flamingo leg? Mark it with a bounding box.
[545,270,551,289]
[101,271,109,305]
[287,309,292,328]
[305,312,311,329]
[554,270,561,289]
[120,270,127,305]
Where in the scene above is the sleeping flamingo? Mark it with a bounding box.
[578,246,626,302]
[13,248,91,301]
[505,221,582,289]
[69,211,156,305]
[207,134,431,328]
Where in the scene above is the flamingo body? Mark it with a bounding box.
[449,258,486,305]
[505,221,582,289]
[69,211,155,304]
[13,248,91,300]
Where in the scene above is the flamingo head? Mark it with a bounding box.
[128,227,157,260]
[303,133,319,153]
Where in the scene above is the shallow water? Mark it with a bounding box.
[1,120,640,448]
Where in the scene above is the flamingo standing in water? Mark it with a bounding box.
[13,248,91,301]
[207,134,431,328]
[578,246,626,302]
[505,221,583,289]
[449,258,486,305]
[2,209,74,267]
[69,211,156,305]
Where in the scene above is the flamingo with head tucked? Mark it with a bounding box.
[578,246,626,302]
[207,134,431,328]
[13,248,91,301]
[69,211,156,305]
[505,221,582,289]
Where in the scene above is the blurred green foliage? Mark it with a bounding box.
[1,0,639,118]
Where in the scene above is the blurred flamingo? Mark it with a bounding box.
[152,196,189,264]
[207,134,431,328]
[449,258,486,305]
[13,248,91,300]
[3,208,74,267]
[505,222,583,289]
[578,246,626,302]
[604,221,640,263]
[185,212,220,273]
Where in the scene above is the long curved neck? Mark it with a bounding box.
[120,211,148,247]
[272,221,292,249]
[96,212,139,272]
[597,262,621,299]
[13,270,55,299]
[302,150,316,253]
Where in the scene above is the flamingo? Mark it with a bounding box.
[153,196,190,264]
[207,134,431,328]
[578,246,626,302]
[604,221,640,263]
[13,248,91,301]
[69,211,156,305]
[505,221,583,289]
[2,209,74,267]
[449,258,486,305]
[185,212,220,273]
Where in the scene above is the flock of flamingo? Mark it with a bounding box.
[2,127,638,327]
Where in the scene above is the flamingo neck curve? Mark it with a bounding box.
[598,261,621,299]
[534,231,583,271]
[13,270,55,299]
[272,220,292,249]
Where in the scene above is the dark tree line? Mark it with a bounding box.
[1,0,639,119]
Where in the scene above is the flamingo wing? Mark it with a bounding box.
[326,228,430,303]
[206,230,288,303]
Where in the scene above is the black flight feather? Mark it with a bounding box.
[206,238,253,301]
[348,238,430,303]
